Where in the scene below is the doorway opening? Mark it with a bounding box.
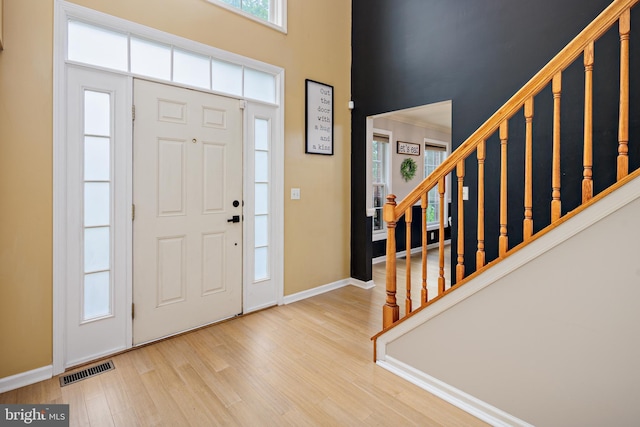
[366,101,452,306]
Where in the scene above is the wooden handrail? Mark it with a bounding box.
[380,0,640,329]
[389,0,638,221]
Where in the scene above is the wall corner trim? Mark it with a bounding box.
[378,357,533,427]
[349,278,375,289]
[0,366,53,394]
[282,278,374,305]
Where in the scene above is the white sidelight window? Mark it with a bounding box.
[254,117,271,281]
[64,65,130,368]
[83,90,113,320]
[244,102,281,313]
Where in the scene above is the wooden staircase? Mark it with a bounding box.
[374,0,640,335]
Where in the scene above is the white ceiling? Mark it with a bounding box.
[374,100,451,132]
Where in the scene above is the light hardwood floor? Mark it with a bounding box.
[0,263,485,426]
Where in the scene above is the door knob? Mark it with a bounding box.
[227,215,240,223]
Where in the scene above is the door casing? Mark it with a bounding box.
[53,0,285,374]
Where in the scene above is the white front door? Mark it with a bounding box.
[132,80,243,345]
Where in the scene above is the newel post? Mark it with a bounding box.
[383,194,399,328]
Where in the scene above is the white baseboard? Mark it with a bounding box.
[283,277,375,305]
[373,240,450,265]
[0,365,53,394]
[378,357,533,427]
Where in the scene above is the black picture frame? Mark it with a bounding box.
[305,79,334,155]
[397,140,421,156]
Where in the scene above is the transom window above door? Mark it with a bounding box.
[67,20,277,104]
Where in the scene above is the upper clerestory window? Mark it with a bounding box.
[206,0,287,33]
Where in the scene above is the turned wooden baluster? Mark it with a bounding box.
[583,41,594,203]
[476,140,486,269]
[524,97,534,241]
[618,9,630,181]
[405,207,412,314]
[438,178,446,295]
[456,161,465,282]
[383,194,399,328]
[499,121,509,257]
[552,72,562,222]
[421,193,428,305]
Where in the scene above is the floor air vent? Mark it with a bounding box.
[59,360,115,387]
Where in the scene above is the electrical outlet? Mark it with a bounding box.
[291,188,301,200]
[430,232,435,240]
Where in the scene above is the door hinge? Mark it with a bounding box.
[132,105,136,121]
[132,204,135,220]
[132,303,135,319]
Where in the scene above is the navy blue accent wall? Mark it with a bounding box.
[352,0,640,282]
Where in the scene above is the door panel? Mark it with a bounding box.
[133,80,243,345]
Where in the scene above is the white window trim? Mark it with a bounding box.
[204,0,288,34]
[372,129,392,242]
[53,0,285,375]
[423,137,451,231]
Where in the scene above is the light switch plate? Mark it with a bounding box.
[463,186,469,201]
[291,188,301,200]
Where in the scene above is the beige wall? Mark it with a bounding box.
[0,0,55,380]
[387,189,640,425]
[0,0,351,378]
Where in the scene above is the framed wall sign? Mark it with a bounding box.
[305,79,334,155]
[397,140,421,156]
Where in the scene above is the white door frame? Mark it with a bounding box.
[53,0,284,375]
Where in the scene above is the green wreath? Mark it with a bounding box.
[400,158,417,182]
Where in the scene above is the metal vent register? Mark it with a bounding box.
[59,360,115,387]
